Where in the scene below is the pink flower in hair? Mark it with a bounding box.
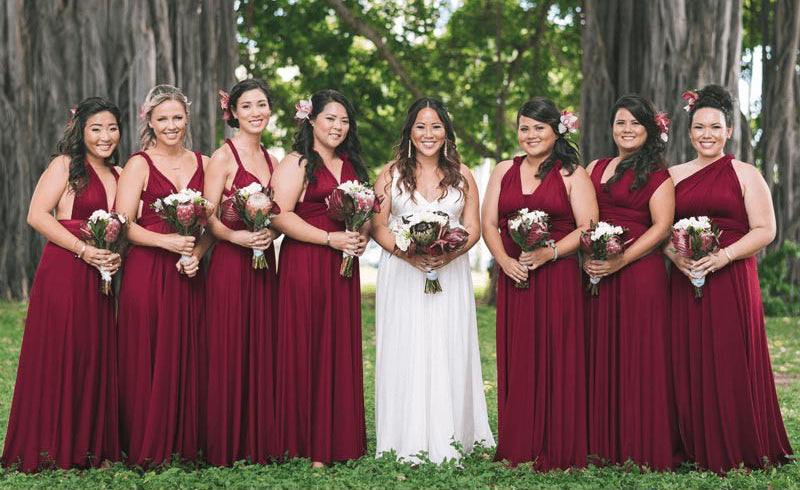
[654,111,671,142]
[218,89,232,120]
[558,110,578,136]
[67,107,77,125]
[682,90,699,112]
[137,104,148,120]
[295,99,313,120]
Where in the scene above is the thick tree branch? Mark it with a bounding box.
[325,0,423,99]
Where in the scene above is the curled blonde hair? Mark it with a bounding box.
[138,84,192,150]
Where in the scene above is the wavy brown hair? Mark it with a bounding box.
[55,97,122,194]
[387,97,467,202]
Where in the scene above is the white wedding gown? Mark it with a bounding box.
[374,175,495,464]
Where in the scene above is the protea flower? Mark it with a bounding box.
[105,218,122,243]
[176,202,196,229]
[671,228,692,257]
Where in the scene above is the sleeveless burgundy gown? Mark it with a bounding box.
[275,154,366,463]
[586,158,678,470]
[205,140,278,465]
[2,164,120,472]
[494,156,587,470]
[117,151,205,466]
[670,154,793,473]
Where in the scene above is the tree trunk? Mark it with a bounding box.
[758,0,800,250]
[0,0,237,300]
[581,0,745,165]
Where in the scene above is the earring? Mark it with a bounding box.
[407,143,412,159]
[444,141,448,159]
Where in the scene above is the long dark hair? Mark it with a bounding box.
[516,97,580,179]
[225,78,273,128]
[388,97,468,202]
[55,97,122,194]
[690,84,734,126]
[291,89,368,183]
[604,94,667,192]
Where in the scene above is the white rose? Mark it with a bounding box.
[89,209,110,223]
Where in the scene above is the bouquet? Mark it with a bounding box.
[580,221,628,296]
[391,210,469,294]
[80,210,128,295]
[227,182,281,269]
[151,188,212,266]
[670,216,722,298]
[325,180,383,277]
[506,208,553,289]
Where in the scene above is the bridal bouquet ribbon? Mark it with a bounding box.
[580,220,629,296]
[507,208,553,289]
[80,210,128,295]
[151,188,212,268]
[670,216,722,298]
[227,182,281,270]
[325,180,383,277]
[390,210,469,294]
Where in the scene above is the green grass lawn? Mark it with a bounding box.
[0,299,797,488]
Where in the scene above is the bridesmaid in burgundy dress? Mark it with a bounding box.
[116,85,212,466]
[666,84,793,473]
[482,97,597,470]
[583,95,678,470]
[2,98,123,471]
[204,79,279,465]
[271,90,369,467]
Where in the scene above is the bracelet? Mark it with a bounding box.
[75,242,87,260]
[723,247,733,262]
[549,242,559,261]
[326,232,331,247]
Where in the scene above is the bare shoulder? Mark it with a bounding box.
[46,155,70,174]
[210,143,234,161]
[490,159,515,179]
[280,151,303,167]
[266,151,280,168]
[123,153,149,172]
[376,161,396,182]
[585,159,600,173]
[731,158,760,177]
[563,164,589,181]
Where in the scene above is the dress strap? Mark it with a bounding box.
[225,139,244,170]
[260,145,274,174]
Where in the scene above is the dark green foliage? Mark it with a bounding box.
[759,240,800,316]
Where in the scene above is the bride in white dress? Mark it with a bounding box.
[371,97,495,464]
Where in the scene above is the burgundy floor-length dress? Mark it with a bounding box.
[275,154,366,463]
[2,164,120,472]
[117,151,205,466]
[585,158,678,470]
[494,156,587,470]
[671,154,793,474]
[205,140,278,465]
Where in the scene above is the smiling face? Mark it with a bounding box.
[612,107,647,155]
[517,115,557,159]
[311,101,349,151]
[232,88,270,135]
[690,107,732,159]
[410,107,446,159]
[83,111,120,161]
[149,99,188,148]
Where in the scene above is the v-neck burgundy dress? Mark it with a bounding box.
[494,156,587,470]
[2,164,121,472]
[117,151,205,466]
[670,154,793,473]
[205,140,278,465]
[274,154,366,463]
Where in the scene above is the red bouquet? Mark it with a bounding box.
[506,208,553,289]
[325,180,383,277]
[580,221,629,296]
[80,210,128,295]
[151,188,212,267]
[224,182,281,269]
[670,216,722,298]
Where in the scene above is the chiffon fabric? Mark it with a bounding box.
[205,140,278,465]
[494,156,587,470]
[2,165,121,472]
[374,171,495,464]
[274,154,367,462]
[670,154,793,473]
[585,158,678,470]
[117,151,205,466]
